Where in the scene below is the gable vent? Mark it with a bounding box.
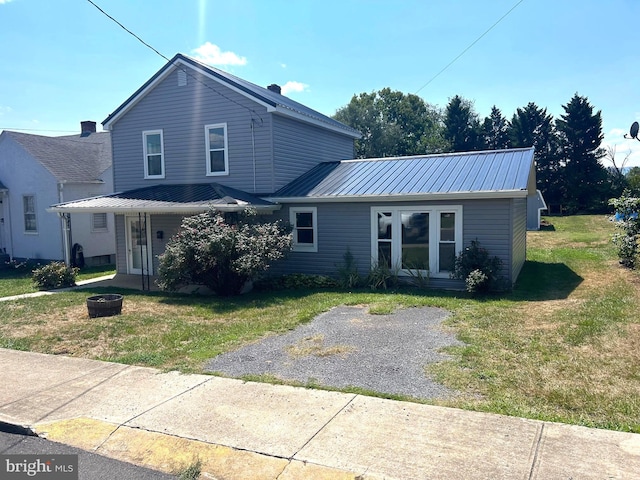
[177,69,187,87]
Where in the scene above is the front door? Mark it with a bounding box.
[126,215,152,275]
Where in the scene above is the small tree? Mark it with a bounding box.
[157,210,292,296]
[609,193,640,269]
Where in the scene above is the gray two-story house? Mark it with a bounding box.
[51,54,538,289]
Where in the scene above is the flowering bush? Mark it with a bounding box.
[609,194,640,269]
[32,262,78,290]
[157,209,292,296]
[451,240,504,294]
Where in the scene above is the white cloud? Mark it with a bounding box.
[280,63,287,69]
[191,42,247,67]
[0,106,12,115]
[281,81,309,95]
[0,0,14,4]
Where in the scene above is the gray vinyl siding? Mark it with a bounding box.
[111,68,274,194]
[272,115,355,192]
[270,198,520,288]
[270,202,371,277]
[149,215,183,273]
[115,214,126,274]
[511,198,527,282]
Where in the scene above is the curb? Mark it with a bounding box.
[33,418,370,480]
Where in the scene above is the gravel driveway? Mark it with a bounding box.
[205,305,462,400]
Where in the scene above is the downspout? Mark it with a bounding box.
[5,191,14,260]
[251,118,257,193]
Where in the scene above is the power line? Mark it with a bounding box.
[85,0,264,123]
[415,0,526,95]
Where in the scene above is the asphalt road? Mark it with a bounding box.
[0,423,176,480]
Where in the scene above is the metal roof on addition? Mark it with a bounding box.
[271,148,535,200]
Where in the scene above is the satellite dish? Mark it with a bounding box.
[631,121,639,139]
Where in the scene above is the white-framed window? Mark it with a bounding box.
[205,123,229,176]
[92,213,108,232]
[370,205,462,277]
[290,207,318,252]
[143,130,165,178]
[23,195,37,234]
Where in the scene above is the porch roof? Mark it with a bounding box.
[48,183,280,214]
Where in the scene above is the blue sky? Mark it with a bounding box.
[1,0,640,166]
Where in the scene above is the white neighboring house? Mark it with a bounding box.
[0,121,115,266]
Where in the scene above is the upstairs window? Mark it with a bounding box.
[23,195,37,233]
[143,130,164,178]
[205,123,228,176]
[290,207,317,252]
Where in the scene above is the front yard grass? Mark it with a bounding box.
[0,215,638,433]
[0,264,115,297]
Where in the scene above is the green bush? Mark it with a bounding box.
[451,240,504,294]
[335,248,361,289]
[367,260,399,290]
[609,194,640,269]
[32,262,78,290]
[157,209,292,296]
[254,273,337,291]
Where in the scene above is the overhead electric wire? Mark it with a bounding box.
[85,0,264,124]
[415,0,526,95]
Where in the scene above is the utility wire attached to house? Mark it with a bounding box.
[415,0,526,95]
[85,0,265,125]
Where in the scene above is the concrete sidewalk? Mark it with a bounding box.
[0,349,638,479]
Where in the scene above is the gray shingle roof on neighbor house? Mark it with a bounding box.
[270,147,535,201]
[49,183,279,214]
[3,130,111,183]
[102,54,361,139]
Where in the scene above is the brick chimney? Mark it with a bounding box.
[267,84,281,95]
[80,121,96,136]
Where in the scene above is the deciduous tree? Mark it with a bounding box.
[333,88,447,158]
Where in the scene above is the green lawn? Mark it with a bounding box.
[1,215,639,433]
[0,264,115,297]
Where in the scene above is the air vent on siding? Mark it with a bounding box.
[178,69,187,87]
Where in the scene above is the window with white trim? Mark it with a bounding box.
[23,195,37,233]
[92,213,108,232]
[290,207,317,252]
[371,206,462,277]
[143,130,165,178]
[205,123,228,175]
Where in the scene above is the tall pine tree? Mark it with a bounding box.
[556,93,607,212]
[482,106,511,150]
[510,103,563,205]
[444,95,483,152]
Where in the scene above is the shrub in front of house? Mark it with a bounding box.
[32,262,78,290]
[609,193,640,269]
[451,240,504,294]
[254,273,337,291]
[156,209,292,296]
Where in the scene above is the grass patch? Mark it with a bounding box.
[0,264,115,297]
[1,215,639,433]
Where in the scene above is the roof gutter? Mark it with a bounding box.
[47,204,281,215]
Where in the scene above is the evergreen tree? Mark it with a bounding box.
[510,102,563,205]
[556,93,607,212]
[444,95,483,152]
[333,88,448,158]
[481,106,511,150]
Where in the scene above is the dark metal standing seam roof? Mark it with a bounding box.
[271,148,535,199]
[49,183,278,214]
